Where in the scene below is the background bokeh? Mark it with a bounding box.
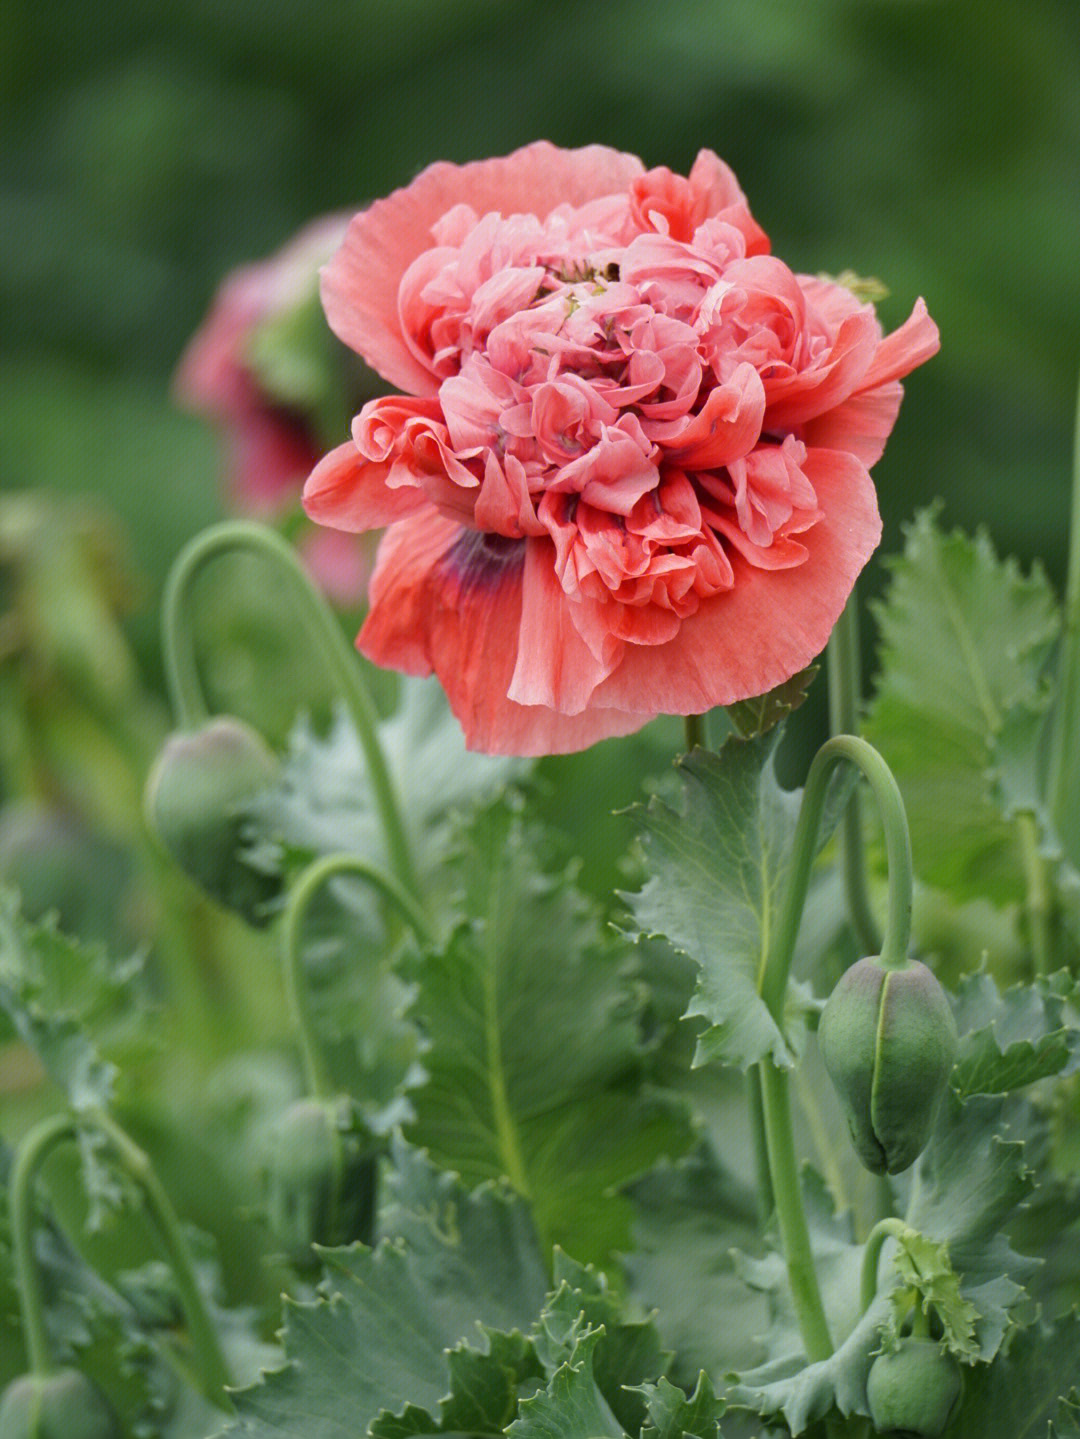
[3,0,1079,665]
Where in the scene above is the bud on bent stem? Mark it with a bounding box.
[819,955,957,1175]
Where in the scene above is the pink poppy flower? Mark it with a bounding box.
[175,213,374,604]
[305,142,939,754]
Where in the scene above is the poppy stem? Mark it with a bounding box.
[9,1113,77,1377]
[826,594,882,955]
[281,852,434,1100]
[1047,366,1080,866]
[161,521,421,905]
[754,735,913,1363]
[683,712,706,751]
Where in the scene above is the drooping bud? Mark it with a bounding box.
[0,1369,120,1439]
[866,1339,962,1437]
[818,956,957,1175]
[262,1098,376,1268]
[144,717,281,926]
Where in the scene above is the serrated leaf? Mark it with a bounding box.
[951,970,1080,1096]
[881,1227,981,1360]
[0,890,149,1112]
[509,1328,624,1439]
[866,507,1060,905]
[402,799,692,1263]
[249,677,529,884]
[220,1148,548,1439]
[953,1312,1080,1439]
[905,1091,1040,1360]
[723,667,819,741]
[624,1146,768,1385]
[637,1373,724,1439]
[625,734,848,1071]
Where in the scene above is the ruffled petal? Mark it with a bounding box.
[303,441,428,531]
[321,141,646,396]
[359,514,644,754]
[588,447,881,715]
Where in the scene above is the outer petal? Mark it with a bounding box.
[358,514,645,754]
[303,441,428,531]
[588,447,881,714]
[321,142,646,395]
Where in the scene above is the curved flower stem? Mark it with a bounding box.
[761,735,913,1019]
[1048,366,1080,865]
[161,521,419,903]
[826,597,883,956]
[10,1112,78,1377]
[282,852,434,1099]
[753,735,913,1365]
[860,1216,907,1313]
[89,1109,234,1410]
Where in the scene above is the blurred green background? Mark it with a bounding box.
[2,0,1079,666]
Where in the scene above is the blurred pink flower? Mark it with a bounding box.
[305,143,939,753]
[175,213,372,602]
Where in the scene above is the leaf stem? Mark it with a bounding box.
[684,712,705,751]
[9,1112,78,1377]
[89,1109,234,1410]
[860,1216,907,1313]
[826,596,883,956]
[1048,365,1080,864]
[161,521,419,902]
[281,852,434,1099]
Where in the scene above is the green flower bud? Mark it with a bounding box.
[144,717,281,926]
[866,1339,962,1437]
[263,1098,376,1268]
[0,1370,120,1439]
[818,956,957,1175]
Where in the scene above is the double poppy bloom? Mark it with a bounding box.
[305,142,938,754]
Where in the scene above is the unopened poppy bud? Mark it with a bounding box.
[866,1339,962,1437]
[262,1098,376,1268]
[818,956,957,1175]
[144,717,281,926]
[0,1369,120,1439]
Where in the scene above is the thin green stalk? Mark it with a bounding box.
[282,852,434,1099]
[753,735,913,1362]
[161,521,419,903]
[90,1110,233,1409]
[1017,809,1054,977]
[683,712,705,751]
[860,1216,906,1313]
[10,1113,78,1376]
[1048,367,1080,865]
[761,735,913,1021]
[826,598,882,956]
[759,1063,834,1361]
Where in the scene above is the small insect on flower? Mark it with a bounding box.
[305,143,939,754]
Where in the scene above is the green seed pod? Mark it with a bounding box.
[818,956,957,1175]
[144,717,281,925]
[866,1339,962,1437]
[263,1098,376,1268]
[0,1369,120,1439]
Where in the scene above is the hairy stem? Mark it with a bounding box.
[161,521,419,903]
[282,852,434,1099]
[827,597,883,956]
[90,1110,234,1409]
[9,1113,78,1376]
